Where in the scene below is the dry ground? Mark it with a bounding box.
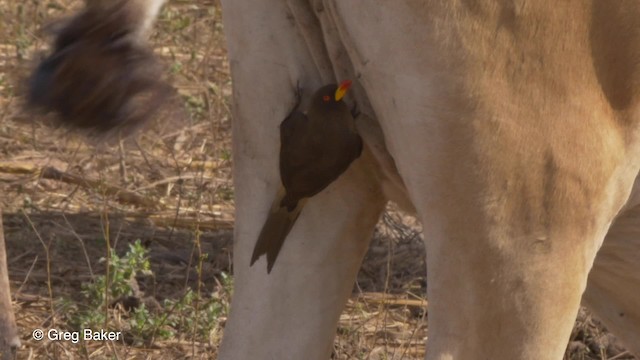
[0,0,635,359]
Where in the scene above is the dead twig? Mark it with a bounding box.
[354,293,428,308]
[0,162,160,209]
[41,166,160,209]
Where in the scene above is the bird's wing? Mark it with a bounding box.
[279,110,324,187]
[251,109,315,272]
[280,111,363,201]
[279,109,306,141]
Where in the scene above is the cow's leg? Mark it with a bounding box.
[325,2,640,359]
[382,108,627,359]
[411,172,619,360]
[582,202,640,357]
[218,2,388,358]
[219,71,386,359]
[220,155,384,359]
[0,210,19,360]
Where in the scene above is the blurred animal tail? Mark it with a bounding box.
[26,0,170,140]
[250,186,306,273]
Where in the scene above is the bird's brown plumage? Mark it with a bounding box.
[250,83,363,273]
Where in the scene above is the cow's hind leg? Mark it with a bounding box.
[583,203,640,357]
[0,210,19,360]
[219,152,386,360]
[219,1,388,357]
[393,132,631,360]
[325,2,639,357]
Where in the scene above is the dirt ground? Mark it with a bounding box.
[0,0,635,359]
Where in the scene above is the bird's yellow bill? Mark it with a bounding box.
[335,80,352,101]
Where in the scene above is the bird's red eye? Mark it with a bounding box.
[323,95,330,102]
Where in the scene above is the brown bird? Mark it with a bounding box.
[250,80,363,273]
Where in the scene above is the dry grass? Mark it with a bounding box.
[0,0,635,359]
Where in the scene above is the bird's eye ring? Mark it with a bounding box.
[322,95,330,102]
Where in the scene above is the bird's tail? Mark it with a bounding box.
[250,186,306,273]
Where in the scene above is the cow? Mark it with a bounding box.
[220,1,640,359]
[5,0,640,359]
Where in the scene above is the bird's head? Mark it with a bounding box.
[313,80,352,110]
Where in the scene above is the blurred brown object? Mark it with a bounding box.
[27,0,171,140]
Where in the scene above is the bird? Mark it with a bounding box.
[250,80,363,273]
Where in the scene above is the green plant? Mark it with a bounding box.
[84,240,151,307]
[64,239,229,346]
[162,289,223,339]
[71,240,151,330]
